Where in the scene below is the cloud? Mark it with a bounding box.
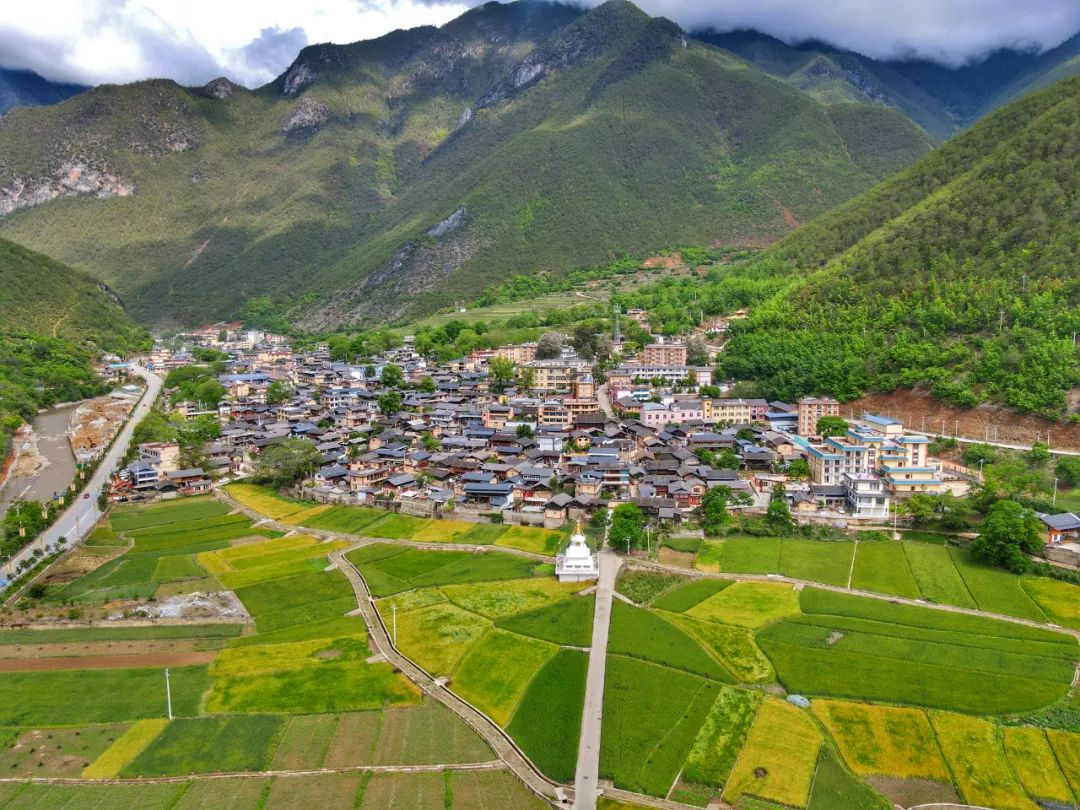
[0,0,1077,88]
[628,0,1080,66]
[229,26,309,84]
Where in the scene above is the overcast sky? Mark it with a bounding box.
[3,0,1079,88]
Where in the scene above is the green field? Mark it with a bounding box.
[779,539,853,586]
[0,624,243,645]
[850,541,921,598]
[495,595,595,646]
[608,601,730,681]
[948,546,1047,621]
[614,569,685,604]
[234,568,356,632]
[759,589,1077,714]
[601,656,718,797]
[681,686,760,791]
[0,666,210,725]
[506,649,588,783]
[453,629,558,725]
[901,541,976,607]
[109,497,231,531]
[349,544,541,596]
[687,581,800,628]
[123,715,285,776]
[651,578,731,612]
[667,612,774,682]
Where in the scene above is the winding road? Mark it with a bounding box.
[3,365,161,588]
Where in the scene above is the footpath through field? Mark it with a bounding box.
[331,545,572,807]
[574,547,620,810]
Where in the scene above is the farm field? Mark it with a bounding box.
[227,483,566,554]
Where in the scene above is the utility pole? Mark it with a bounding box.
[1053,477,1058,508]
[392,604,398,646]
[165,669,173,721]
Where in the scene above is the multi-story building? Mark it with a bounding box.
[494,343,538,364]
[797,397,840,437]
[639,342,687,366]
[843,473,891,519]
[525,356,592,392]
[607,365,712,391]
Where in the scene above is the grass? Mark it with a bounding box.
[0,666,209,725]
[806,747,891,810]
[722,698,822,808]
[392,603,491,676]
[372,700,493,765]
[901,540,976,607]
[614,569,685,604]
[930,711,1039,810]
[495,594,595,646]
[651,578,731,612]
[600,656,718,797]
[151,554,204,582]
[686,581,800,628]
[850,541,921,598]
[810,700,948,779]
[720,537,781,574]
[82,719,169,779]
[495,525,565,555]
[233,568,355,632]
[608,601,731,681]
[779,539,853,586]
[948,546,1047,621]
[1022,577,1080,630]
[123,715,285,777]
[264,773,365,809]
[366,513,433,539]
[759,609,1074,714]
[0,724,128,778]
[269,715,338,770]
[452,628,558,725]
[682,686,760,788]
[442,577,585,620]
[1046,730,1080,799]
[666,612,774,682]
[0,624,243,644]
[448,769,548,809]
[1002,726,1074,804]
[109,497,230,531]
[207,636,419,714]
[506,649,588,783]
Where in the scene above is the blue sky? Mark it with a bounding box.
[3,0,1078,87]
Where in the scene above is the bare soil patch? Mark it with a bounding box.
[657,548,696,569]
[0,650,217,672]
[867,775,960,808]
[0,639,216,659]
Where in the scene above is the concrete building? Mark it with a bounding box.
[640,341,687,366]
[797,397,840,438]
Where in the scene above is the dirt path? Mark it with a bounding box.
[0,650,217,672]
[330,545,572,808]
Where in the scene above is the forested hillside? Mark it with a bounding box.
[621,74,1080,417]
[0,238,149,456]
[0,1,931,329]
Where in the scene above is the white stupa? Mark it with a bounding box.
[556,522,599,582]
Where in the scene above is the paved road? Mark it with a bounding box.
[899,427,1080,457]
[3,365,161,585]
[596,383,615,420]
[574,547,621,810]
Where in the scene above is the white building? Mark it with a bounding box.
[555,524,599,582]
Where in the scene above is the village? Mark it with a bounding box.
[118,316,989,546]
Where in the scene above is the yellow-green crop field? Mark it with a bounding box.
[723,699,822,807]
[931,712,1039,810]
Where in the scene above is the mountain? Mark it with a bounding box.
[0,67,88,115]
[0,0,932,330]
[0,237,149,456]
[697,29,1080,141]
[714,73,1080,416]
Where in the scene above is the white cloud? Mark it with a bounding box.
[0,0,1078,87]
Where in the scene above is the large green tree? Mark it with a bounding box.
[971,499,1043,573]
[609,503,645,552]
[252,439,323,489]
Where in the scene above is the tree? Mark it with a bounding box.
[939,491,971,530]
[193,379,226,409]
[265,380,291,406]
[489,357,515,392]
[1055,456,1080,488]
[536,332,565,359]
[518,366,536,392]
[971,499,1043,573]
[717,449,741,470]
[1027,441,1051,466]
[380,364,404,387]
[699,485,731,536]
[736,427,756,442]
[686,336,709,366]
[609,503,645,552]
[787,458,810,479]
[377,391,402,415]
[420,431,441,452]
[418,376,436,394]
[767,483,795,534]
[962,443,997,467]
[253,439,322,488]
[901,493,938,527]
[816,415,849,438]
[516,424,534,439]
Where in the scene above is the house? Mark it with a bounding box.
[1038,512,1080,545]
[162,468,211,495]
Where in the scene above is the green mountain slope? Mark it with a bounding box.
[0,238,149,455]
[0,67,87,115]
[0,1,932,329]
[712,73,1080,416]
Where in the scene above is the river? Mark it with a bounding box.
[0,402,80,512]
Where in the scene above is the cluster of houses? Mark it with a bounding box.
[120,323,964,530]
